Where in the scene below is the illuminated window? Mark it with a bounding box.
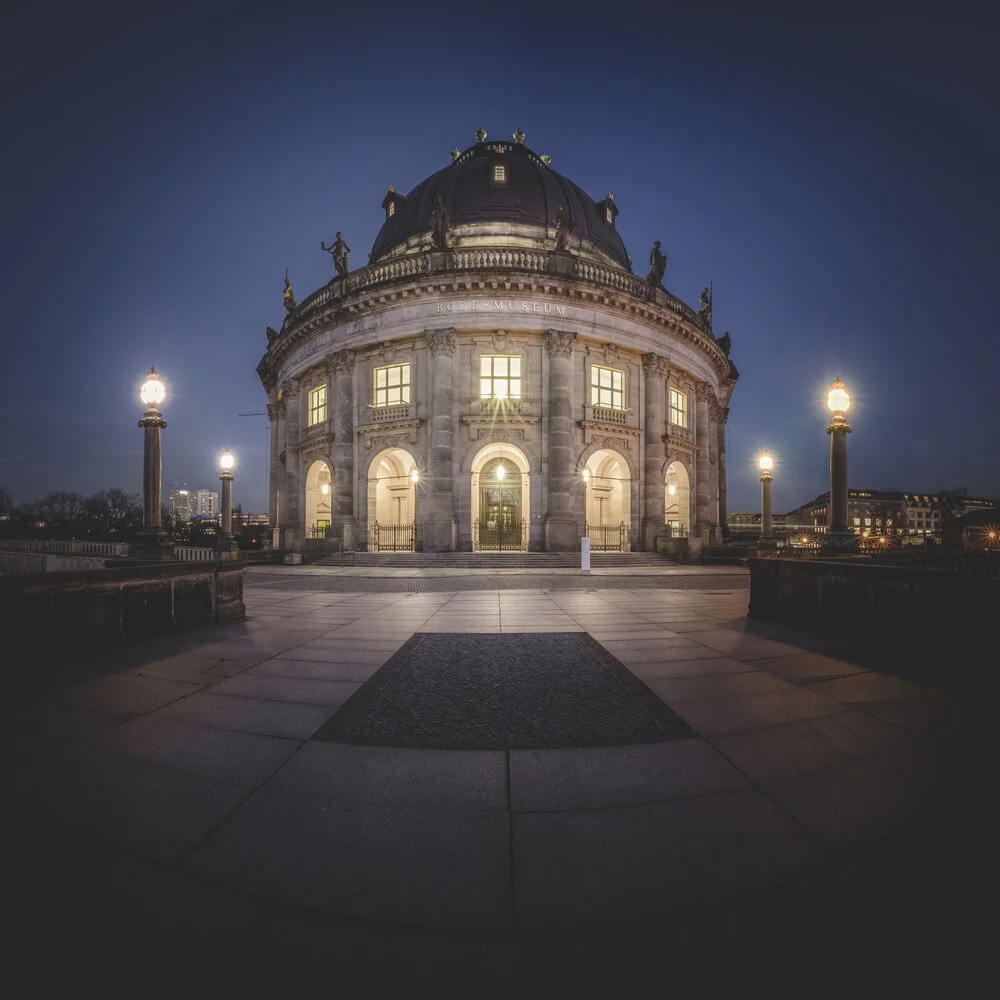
[591,365,625,410]
[373,363,410,407]
[308,385,327,425]
[493,164,506,183]
[480,355,521,399]
[605,205,613,224]
[669,388,688,427]
[387,201,395,218]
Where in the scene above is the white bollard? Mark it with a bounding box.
[580,536,591,573]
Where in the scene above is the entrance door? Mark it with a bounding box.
[476,458,525,550]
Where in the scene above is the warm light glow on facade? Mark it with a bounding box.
[496,464,506,480]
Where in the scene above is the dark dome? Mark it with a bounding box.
[369,138,630,269]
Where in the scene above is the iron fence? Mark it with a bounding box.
[586,521,630,552]
[370,521,416,553]
[474,518,528,552]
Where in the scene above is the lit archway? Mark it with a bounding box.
[665,460,691,536]
[367,447,418,551]
[584,449,630,550]
[471,443,530,551]
[305,460,332,539]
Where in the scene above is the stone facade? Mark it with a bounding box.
[257,138,737,553]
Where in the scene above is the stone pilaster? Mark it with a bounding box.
[424,328,457,551]
[330,350,356,549]
[641,352,668,551]
[267,400,283,537]
[543,329,579,551]
[694,384,712,539]
[716,405,730,540]
[708,401,721,541]
[281,380,302,545]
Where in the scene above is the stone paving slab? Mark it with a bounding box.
[148,691,336,740]
[312,633,696,750]
[181,790,513,928]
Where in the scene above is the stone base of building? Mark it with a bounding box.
[545,515,581,552]
[130,527,174,561]
[643,519,664,552]
[424,515,457,552]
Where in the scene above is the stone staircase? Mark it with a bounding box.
[313,551,676,569]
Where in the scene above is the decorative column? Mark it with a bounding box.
[826,377,853,546]
[543,329,578,551]
[424,328,457,551]
[759,453,773,539]
[716,405,730,540]
[330,349,356,549]
[641,352,668,551]
[708,402,722,543]
[218,449,235,553]
[694,384,712,540]
[135,367,172,559]
[266,400,282,545]
[282,380,302,546]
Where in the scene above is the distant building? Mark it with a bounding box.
[779,489,998,543]
[169,489,219,520]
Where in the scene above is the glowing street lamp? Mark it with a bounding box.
[826,376,854,546]
[135,367,171,558]
[218,449,236,553]
[758,451,774,540]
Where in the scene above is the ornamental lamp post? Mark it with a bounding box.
[758,451,773,540]
[218,449,235,554]
[135,367,172,559]
[826,376,854,546]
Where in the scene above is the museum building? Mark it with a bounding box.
[257,130,738,554]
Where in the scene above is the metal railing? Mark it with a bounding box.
[586,521,630,552]
[370,520,416,553]
[0,538,129,557]
[174,546,214,561]
[473,518,528,552]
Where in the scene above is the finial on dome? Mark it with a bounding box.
[387,184,395,192]
[540,154,551,166]
[450,148,461,162]
[607,192,614,201]
[475,127,487,143]
[513,128,525,143]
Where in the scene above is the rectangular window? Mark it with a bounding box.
[480,355,521,399]
[591,365,625,410]
[373,363,411,407]
[493,164,506,183]
[668,387,688,427]
[308,385,327,425]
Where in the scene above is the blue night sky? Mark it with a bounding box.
[2,3,996,516]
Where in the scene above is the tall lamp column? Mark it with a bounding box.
[219,449,235,554]
[826,376,853,546]
[135,367,171,558]
[758,451,773,540]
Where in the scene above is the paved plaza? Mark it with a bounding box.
[4,564,991,994]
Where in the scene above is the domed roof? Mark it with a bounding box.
[369,134,630,270]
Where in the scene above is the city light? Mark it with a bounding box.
[496,464,506,480]
[220,449,234,471]
[583,469,590,483]
[411,468,419,484]
[320,482,329,495]
[758,451,773,472]
[139,367,165,407]
[827,376,850,414]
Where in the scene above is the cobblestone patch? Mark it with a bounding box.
[311,633,696,750]
[246,573,749,594]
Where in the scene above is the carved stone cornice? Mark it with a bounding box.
[717,406,730,425]
[279,380,300,401]
[578,419,640,442]
[425,327,457,356]
[329,349,356,375]
[543,329,576,358]
[356,418,424,451]
[600,343,621,367]
[641,352,669,378]
[490,329,512,353]
[694,383,715,404]
[708,403,727,423]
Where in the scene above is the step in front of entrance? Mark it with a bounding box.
[314,552,676,569]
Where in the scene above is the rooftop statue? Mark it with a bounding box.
[266,325,279,344]
[322,232,351,277]
[717,330,731,356]
[513,128,526,144]
[552,203,574,251]
[699,286,713,330]
[647,241,667,286]
[282,271,296,313]
[430,195,451,249]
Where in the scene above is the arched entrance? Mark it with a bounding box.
[584,449,631,551]
[367,448,418,552]
[305,460,332,539]
[471,444,529,551]
[665,460,691,537]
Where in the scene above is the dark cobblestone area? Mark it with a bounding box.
[313,633,696,750]
[246,572,749,593]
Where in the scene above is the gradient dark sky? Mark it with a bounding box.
[2,2,996,516]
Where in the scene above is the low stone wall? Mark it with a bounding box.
[748,557,997,658]
[0,561,245,674]
[0,552,109,574]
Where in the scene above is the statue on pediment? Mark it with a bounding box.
[647,241,666,286]
[430,195,450,249]
[322,232,351,277]
[552,203,573,251]
[282,271,296,313]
